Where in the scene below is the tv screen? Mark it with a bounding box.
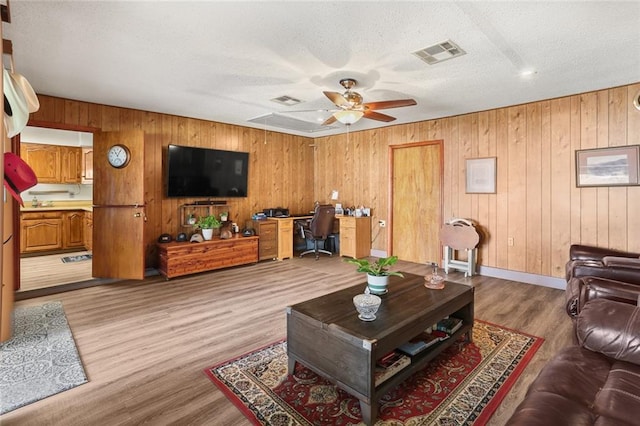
[166,144,249,198]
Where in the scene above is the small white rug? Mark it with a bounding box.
[0,301,88,414]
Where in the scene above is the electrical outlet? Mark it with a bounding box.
[508,237,514,246]
[379,220,386,228]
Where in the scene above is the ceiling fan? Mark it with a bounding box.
[321,78,417,126]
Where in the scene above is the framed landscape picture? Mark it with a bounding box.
[465,157,496,193]
[575,145,640,187]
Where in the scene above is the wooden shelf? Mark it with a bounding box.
[180,203,229,227]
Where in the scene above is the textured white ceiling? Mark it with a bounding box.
[5,1,640,137]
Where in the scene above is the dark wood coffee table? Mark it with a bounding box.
[286,272,474,425]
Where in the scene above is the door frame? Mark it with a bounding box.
[13,120,100,291]
[387,140,444,257]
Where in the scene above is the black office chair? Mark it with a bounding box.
[299,204,336,260]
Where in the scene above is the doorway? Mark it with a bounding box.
[17,125,97,293]
[389,141,443,264]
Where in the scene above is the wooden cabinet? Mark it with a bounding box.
[63,211,85,249]
[157,235,259,279]
[21,143,61,183]
[253,220,277,261]
[84,211,93,251]
[20,210,89,253]
[81,148,93,183]
[338,216,371,259]
[272,218,294,261]
[20,143,83,184]
[20,212,63,253]
[61,146,82,183]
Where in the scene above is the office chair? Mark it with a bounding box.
[299,204,336,260]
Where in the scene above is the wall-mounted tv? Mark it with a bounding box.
[166,144,249,198]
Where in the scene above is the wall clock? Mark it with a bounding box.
[107,144,131,168]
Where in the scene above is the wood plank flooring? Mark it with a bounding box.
[20,251,94,291]
[1,256,573,425]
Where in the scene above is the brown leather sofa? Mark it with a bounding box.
[507,280,640,425]
[564,244,640,317]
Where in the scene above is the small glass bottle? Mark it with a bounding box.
[32,196,38,208]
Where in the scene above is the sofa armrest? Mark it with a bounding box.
[578,276,640,312]
[577,298,640,365]
[569,244,640,261]
[602,256,640,269]
[569,262,640,286]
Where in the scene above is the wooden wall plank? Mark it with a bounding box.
[526,103,542,274]
[549,97,572,277]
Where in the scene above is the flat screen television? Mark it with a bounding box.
[166,144,249,198]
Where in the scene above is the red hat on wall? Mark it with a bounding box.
[4,152,37,206]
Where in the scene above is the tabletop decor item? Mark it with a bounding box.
[352,293,382,321]
[344,255,404,295]
[195,214,222,240]
[425,262,445,289]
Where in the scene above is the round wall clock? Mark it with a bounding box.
[107,144,131,168]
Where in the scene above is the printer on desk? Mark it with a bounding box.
[263,207,289,218]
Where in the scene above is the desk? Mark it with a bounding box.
[268,215,371,260]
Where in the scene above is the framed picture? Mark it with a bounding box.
[575,145,640,187]
[466,157,496,193]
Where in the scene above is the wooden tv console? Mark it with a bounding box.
[157,235,259,279]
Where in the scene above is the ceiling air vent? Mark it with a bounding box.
[248,113,336,133]
[270,95,303,106]
[412,40,466,65]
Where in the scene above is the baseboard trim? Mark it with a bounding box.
[478,266,566,290]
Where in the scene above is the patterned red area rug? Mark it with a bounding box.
[205,320,543,425]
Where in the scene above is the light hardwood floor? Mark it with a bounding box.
[20,251,94,291]
[1,256,574,425]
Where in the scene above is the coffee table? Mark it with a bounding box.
[286,272,474,425]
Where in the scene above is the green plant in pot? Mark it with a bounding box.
[344,256,404,295]
[195,215,222,240]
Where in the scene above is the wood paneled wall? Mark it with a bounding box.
[31,82,640,278]
[30,96,315,265]
[314,82,640,278]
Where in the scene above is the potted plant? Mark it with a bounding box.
[344,256,404,294]
[195,214,222,240]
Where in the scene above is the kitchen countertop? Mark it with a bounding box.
[21,201,93,213]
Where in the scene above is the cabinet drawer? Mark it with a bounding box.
[21,211,62,220]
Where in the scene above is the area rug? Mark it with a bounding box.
[205,320,543,425]
[61,254,92,263]
[0,302,88,415]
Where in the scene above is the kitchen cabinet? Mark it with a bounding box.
[63,211,85,248]
[20,143,83,184]
[20,210,88,254]
[20,143,61,183]
[84,211,93,251]
[61,146,82,183]
[82,148,93,184]
[20,212,63,253]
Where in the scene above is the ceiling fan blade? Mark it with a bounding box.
[363,99,417,110]
[363,110,396,122]
[323,91,351,108]
[322,115,338,126]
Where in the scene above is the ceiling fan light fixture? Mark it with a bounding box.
[333,110,364,125]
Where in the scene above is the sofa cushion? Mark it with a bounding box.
[594,360,640,424]
[577,298,640,364]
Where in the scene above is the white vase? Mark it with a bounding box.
[367,274,389,295]
[202,228,214,241]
